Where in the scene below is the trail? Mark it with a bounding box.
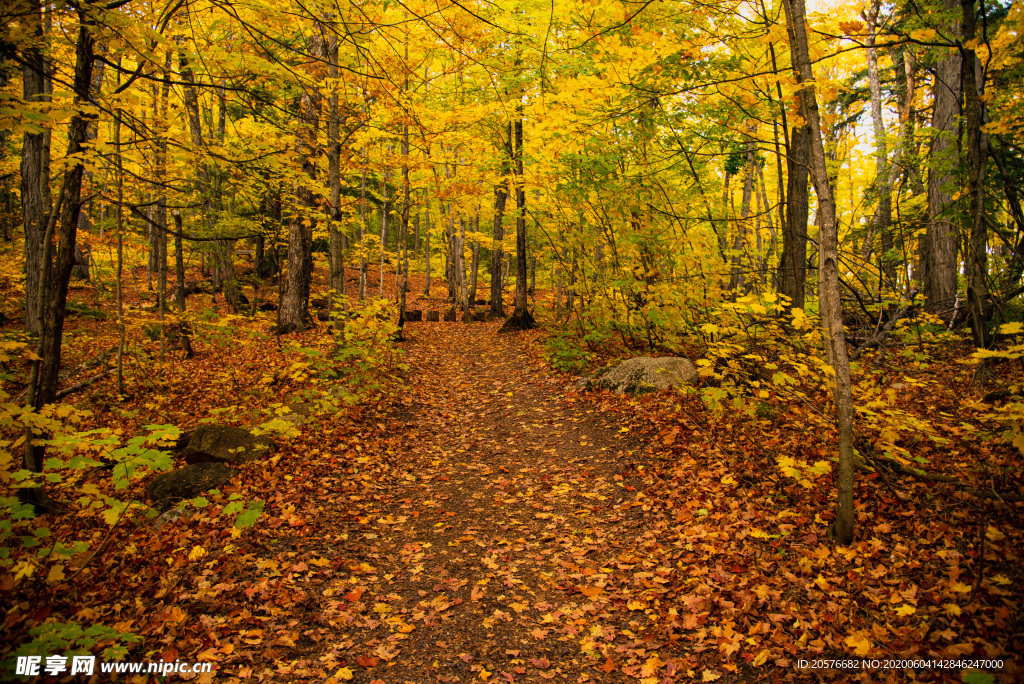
[303,321,663,683]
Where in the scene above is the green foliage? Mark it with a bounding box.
[330,298,405,401]
[8,621,142,665]
[543,329,595,374]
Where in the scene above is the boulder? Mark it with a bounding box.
[279,402,315,427]
[147,462,238,504]
[583,356,697,395]
[183,424,275,465]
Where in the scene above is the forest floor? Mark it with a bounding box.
[1,254,1022,684]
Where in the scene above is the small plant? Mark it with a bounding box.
[544,329,594,374]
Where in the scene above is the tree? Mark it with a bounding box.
[783,0,857,545]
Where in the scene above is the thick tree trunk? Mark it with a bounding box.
[923,0,962,316]
[25,12,95,489]
[21,3,48,335]
[278,37,322,333]
[780,115,810,310]
[784,0,857,545]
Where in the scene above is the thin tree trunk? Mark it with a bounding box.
[961,0,989,347]
[860,0,893,284]
[500,105,536,331]
[784,0,856,545]
[328,30,345,338]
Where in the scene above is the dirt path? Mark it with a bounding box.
[292,321,669,683]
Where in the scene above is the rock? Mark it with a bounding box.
[147,462,238,504]
[279,402,315,427]
[183,424,275,465]
[151,505,194,529]
[426,311,440,322]
[583,356,697,395]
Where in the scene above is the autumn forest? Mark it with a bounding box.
[1,0,1023,680]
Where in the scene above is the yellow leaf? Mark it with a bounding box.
[943,603,962,617]
[702,670,722,681]
[998,322,1023,335]
[14,559,36,582]
[188,546,207,562]
[478,667,491,680]
[333,666,353,681]
[949,581,972,594]
[751,649,770,667]
[894,604,916,617]
[46,565,66,584]
[844,631,872,656]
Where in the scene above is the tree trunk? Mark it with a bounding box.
[961,0,989,347]
[923,0,962,316]
[860,0,892,282]
[328,30,345,337]
[500,108,536,331]
[491,129,509,317]
[21,2,48,335]
[784,0,856,545]
[25,11,95,491]
[278,36,322,333]
[780,115,811,310]
[729,131,756,294]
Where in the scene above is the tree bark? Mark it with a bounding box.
[783,0,857,545]
[961,0,989,347]
[25,9,95,489]
[328,30,345,337]
[780,114,811,310]
[500,107,536,331]
[278,36,322,333]
[861,0,893,285]
[923,0,962,316]
[21,2,48,335]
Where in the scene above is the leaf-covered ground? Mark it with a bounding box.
[2,258,1022,684]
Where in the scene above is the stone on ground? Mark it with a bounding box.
[584,356,697,395]
[183,424,274,465]
[147,462,238,504]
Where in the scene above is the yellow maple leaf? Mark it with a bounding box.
[46,565,66,584]
[894,604,916,617]
[844,631,872,656]
[188,546,207,562]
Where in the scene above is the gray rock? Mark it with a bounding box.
[279,402,315,427]
[183,424,274,465]
[147,462,238,503]
[584,356,697,395]
[151,505,194,529]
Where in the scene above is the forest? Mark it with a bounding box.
[1,0,1023,680]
